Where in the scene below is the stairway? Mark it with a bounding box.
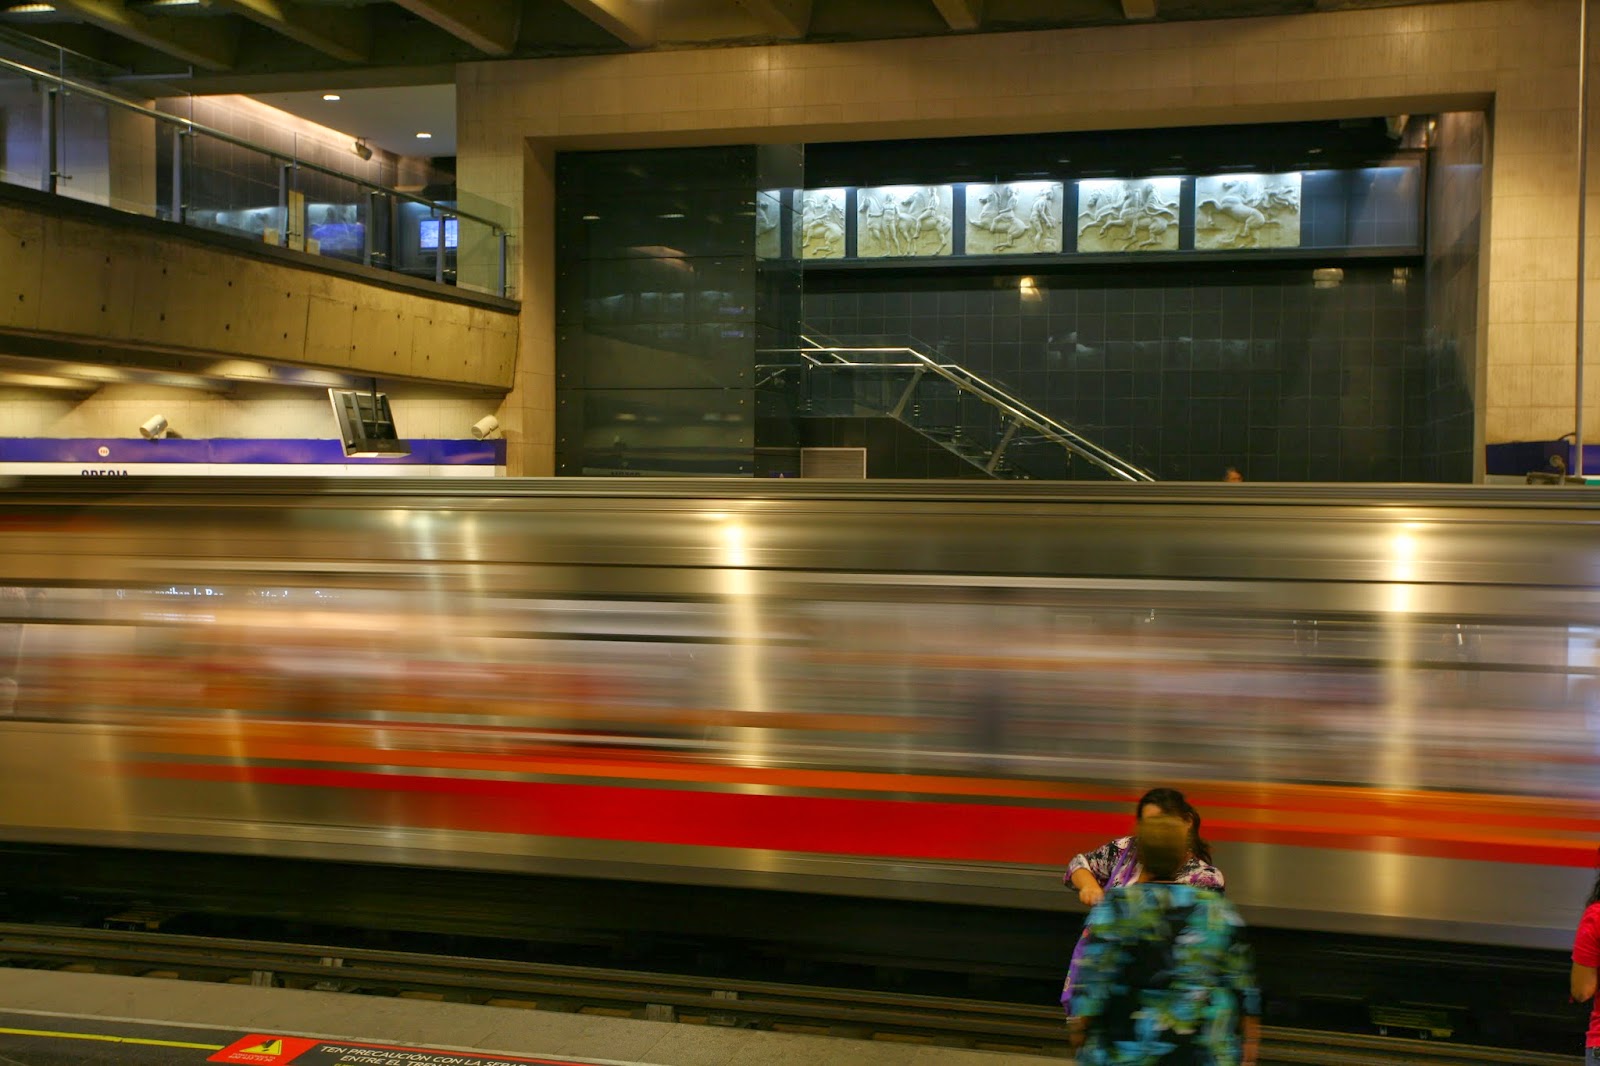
[758,335,1155,482]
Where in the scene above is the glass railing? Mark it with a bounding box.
[0,53,510,298]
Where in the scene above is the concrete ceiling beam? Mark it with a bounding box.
[561,0,655,48]
[208,0,372,64]
[1119,0,1158,19]
[732,0,812,38]
[390,0,520,56]
[931,0,984,31]
[55,0,238,70]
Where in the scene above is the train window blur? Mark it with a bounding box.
[4,578,1597,798]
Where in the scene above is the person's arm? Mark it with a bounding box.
[1068,866,1104,907]
[1064,838,1126,906]
[1575,904,1600,1004]
[1574,962,1597,1003]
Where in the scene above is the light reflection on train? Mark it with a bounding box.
[0,480,1597,952]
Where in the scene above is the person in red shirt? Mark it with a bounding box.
[1574,860,1600,1064]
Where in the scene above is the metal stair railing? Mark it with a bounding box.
[760,336,1155,482]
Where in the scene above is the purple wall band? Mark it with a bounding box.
[0,438,505,465]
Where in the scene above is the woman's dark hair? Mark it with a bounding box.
[1136,787,1212,865]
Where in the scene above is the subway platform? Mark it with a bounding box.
[0,968,1052,1066]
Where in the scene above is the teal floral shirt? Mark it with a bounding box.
[1070,883,1261,1066]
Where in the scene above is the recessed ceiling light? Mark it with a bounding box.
[322,93,341,102]
[658,212,685,219]
[6,3,56,13]
[581,214,600,221]
[415,131,432,139]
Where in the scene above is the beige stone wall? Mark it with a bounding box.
[0,197,517,391]
[459,0,1596,478]
[0,382,495,440]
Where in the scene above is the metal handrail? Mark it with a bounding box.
[0,54,504,233]
[765,337,1155,482]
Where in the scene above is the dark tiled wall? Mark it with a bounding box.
[803,263,1425,481]
[1421,113,1483,482]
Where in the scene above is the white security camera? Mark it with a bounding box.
[139,414,169,440]
[471,415,500,440]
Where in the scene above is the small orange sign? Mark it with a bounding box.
[209,1034,320,1064]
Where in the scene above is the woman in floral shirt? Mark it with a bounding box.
[1061,787,1225,1011]
[1068,814,1259,1066]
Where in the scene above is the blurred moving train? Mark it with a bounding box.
[0,478,1596,951]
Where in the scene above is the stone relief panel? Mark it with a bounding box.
[855,185,953,258]
[965,181,1063,255]
[800,188,848,260]
[1195,172,1302,250]
[1075,178,1182,253]
[756,188,784,260]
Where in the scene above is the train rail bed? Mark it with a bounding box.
[0,943,1577,1066]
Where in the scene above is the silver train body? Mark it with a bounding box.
[0,478,1596,950]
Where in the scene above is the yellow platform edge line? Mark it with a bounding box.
[0,1025,225,1050]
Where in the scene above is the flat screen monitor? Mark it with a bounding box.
[420,217,459,250]
[328,388,410,457]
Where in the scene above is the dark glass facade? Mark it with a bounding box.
[555,146,781,476]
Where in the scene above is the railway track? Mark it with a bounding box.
[0,921,1575,1065]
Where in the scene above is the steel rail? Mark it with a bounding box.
[0,923,1573,1065]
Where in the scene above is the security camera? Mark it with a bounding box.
[471,415,500,440]
[139,414,169,440]
[353,139,373,162]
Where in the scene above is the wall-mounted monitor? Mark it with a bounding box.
[419,217,459,251]
[329,388,410,457]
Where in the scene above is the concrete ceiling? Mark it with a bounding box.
[253,82,455,156]
[1,0,1466,95]
[0,0,1462,164]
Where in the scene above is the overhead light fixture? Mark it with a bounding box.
[415,131,432,139]
[658,212,685,219]
[147,0,201,7]
[322,93,341,102]
[6,3,56,13]
[581,214,600,221]
[140,414,169,440]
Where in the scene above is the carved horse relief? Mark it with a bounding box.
[967,183,1060,254]
[858,191,906,256]
[801,191,846,258]
[896,186,952,255]
[1078,179,1180,252]
[1194,173,1302,250]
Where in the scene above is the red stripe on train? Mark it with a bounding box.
[134,763,1596,869]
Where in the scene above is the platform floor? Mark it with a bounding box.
[0,969,1058,1066]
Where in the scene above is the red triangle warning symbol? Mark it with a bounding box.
[208,1034,319,1063]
